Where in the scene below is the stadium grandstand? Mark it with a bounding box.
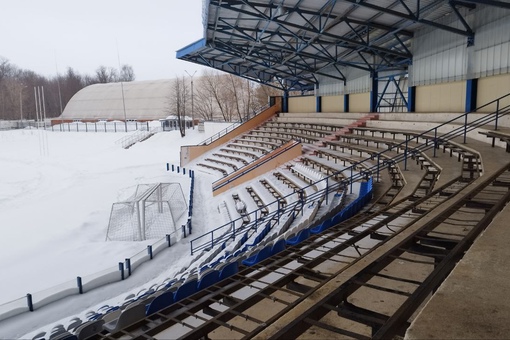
[53,79,174,123]
[15,1,510,339]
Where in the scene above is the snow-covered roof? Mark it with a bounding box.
[60,79,173,121]
[163,115,192,121]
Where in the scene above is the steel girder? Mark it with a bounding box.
[177,0,505,91]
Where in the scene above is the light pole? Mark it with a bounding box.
[19,84,26,124]
[185,70,197,129]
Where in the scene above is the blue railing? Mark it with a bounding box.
[190,93,510,255]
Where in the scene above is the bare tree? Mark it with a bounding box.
[167,76,189,137]
[0,57,139,120]
[194,81,216,121]
[119,65,135,82]
[95,66,118,83]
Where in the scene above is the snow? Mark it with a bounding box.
[0,121,363,338]
[0,123,230,338]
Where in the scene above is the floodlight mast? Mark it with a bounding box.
[19,83,27,123]
[116,40,128,132]
[185,70,197,130]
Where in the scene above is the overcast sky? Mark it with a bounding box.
[0,0,209,81]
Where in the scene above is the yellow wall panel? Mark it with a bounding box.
[477,74,510,113]
[322,95,344,113]
[415,81,466,112]
[288,96,316,113]
[349,93,370,112]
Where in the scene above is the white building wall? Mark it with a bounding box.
[410,6,510,86]
[317,65,371,96]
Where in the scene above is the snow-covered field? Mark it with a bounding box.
[0,123,230,338]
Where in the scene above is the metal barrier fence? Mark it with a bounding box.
[189,93,510,256]
[0,94,507,322]
[48,121,150,133]
[198,105,270,146]
[0,165,194,322]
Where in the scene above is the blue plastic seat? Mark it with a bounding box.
[197,270,220,290]
[271,239,286,255]
[145,291,174,315]
[286,228,310,246]
[310,218,332,234]
[219,261,238,280]
[174,279,198,302]
[241,245,272,266]
[331,211,345,225]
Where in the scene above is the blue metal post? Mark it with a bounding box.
[125,258,131,276]
[376,154,380,182]
[77,277,83,294]
[282,92,289,113]
[464,113,468,144]
[465,78,478,112]
[408,86,416,112]
[370,72,379,113]
[166,163,169,171]
[350,167,353,194]
[166,234,171,247]
[325,178,329,205]
[404,137,409,171]
[119,262,125,280]
[27,294,33,312]
[316,96,322,113]
[495,100,500,131]
[434,128,438,158]
[344,94,349,112]
[147,245,153,260]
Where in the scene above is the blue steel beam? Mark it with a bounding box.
[210,0,413,61]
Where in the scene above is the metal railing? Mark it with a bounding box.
[198,104,270,146]
[115,127,161,149]
[189,93,510,256]
[212,140,301,192]
[48,121,151,133]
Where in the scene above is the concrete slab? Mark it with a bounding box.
[406,201,510,339]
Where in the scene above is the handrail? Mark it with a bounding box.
[212,140,301,191]
[198,104,270,146]
[189,92,510,255]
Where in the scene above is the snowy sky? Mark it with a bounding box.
[0,0,209,81]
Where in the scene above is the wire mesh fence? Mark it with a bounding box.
[106,183,188,242]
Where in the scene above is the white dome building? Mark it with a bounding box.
[59,79,173,121]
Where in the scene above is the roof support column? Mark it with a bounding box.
[316,96,322,113]
[344,94,349,113]
[408,86,416,112]
[370,72,379,113]
[282,91,289,113]
[465,78,478,112]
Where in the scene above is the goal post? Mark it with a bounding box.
[106,182,188,241]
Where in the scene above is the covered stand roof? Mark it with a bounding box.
[177,0,509,91]
[61,79,173,121]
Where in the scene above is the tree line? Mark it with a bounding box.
[0,57,135,121]
[168,70,281,136]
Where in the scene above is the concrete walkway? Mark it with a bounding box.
[406,190,510,339]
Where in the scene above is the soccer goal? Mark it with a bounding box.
[106,183,188,241]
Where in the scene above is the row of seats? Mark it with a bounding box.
[240,179,373,266]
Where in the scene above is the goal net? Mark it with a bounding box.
[106,183,188,241]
